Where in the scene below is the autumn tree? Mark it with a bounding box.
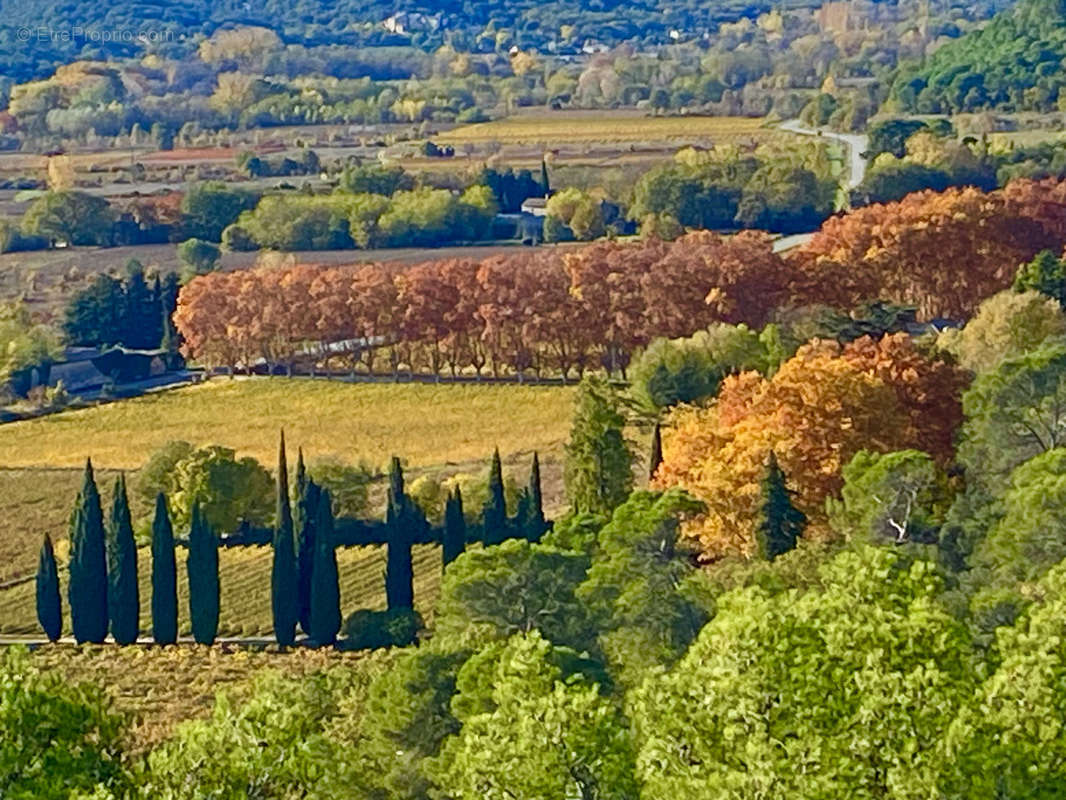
[656,336,965,559]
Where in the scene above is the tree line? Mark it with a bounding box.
[174,178,1066,380]
[36,436,548,646]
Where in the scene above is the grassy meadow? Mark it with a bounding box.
[0,379,575,470]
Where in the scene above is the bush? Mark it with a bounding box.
[177,237,221,278]
[342,607,423,650]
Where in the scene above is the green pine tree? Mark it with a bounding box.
[107,474,140,645]
[385,457,416,610]
[309,488,341,646]
[649,422,664,481]
[36,534,62,642]
[442,487,467,568]
[1014,249,1066,305]
[513,452,548,541]
[755,452,806,562]
[187,502,220,645]
[296,475,320,636]
[564,377,635,515]
[272,432,298,647]
[482,448,508,545]
[150,493,178,645]
[68,459,108,644]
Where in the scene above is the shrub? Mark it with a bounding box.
[342,607,423,650]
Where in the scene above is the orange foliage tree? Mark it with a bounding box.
[789,183,1066,319]
[176,234,791,378]
[654,334,966,560]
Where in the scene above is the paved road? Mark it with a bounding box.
[780,119,869,190]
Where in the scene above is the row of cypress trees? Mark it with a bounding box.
[36,458,219,645]
[37,438,550,646]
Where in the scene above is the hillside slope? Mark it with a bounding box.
[891,0,1066,113]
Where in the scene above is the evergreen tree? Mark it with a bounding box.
[385,457,417,610]
[150,273,164,347]
[296,474,320,636]
[1015,249,1066,306]
[107,474,139,645]
[482,448,509,545]
[541,157,551,197]
[309,489,341,646]
[293,447,308,531]
[755,452,806,562]
[514,452,548,541]
[271,432,298,647]
[564,377,635,515]
[68,459,108,644]
[122,260,157,349]
[187,502,220,645]
[36,534,62,642]
[443,487,467,568]
[649,422,664,481]
[150,493,178,645]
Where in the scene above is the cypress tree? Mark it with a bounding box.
[526,452,546,540]
[649,422,663,481]
[187,502,220,645]
[541,157,551,197]
[385,457,415,610]
[755,452,806,562]
[36,534,62,642]
[150,493,178,645]
[293,447,308,531]
[482,448,508,545]
[442,487,467,568]
[296,476,320,636]
[271,432,298,647]
[107,474,140,645]
[68,459,108,644]
[309,489,340,646]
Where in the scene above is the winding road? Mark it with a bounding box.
[779,119,870,190]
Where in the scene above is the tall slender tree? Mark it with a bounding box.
[271,432,298,647]
[541,157,551,197]
[649,422,664,481]
[755,452,806,562]
[68,459,108,644]
[107,474,139,645]
[150,493,178,645]
[309,489,341,646]
[385,457,416,610]
[187,502,220,645]
[482,448,508,545]
[513,452,548,542]
[443,486,467,568]
[36,534,62,642]
[296,476,320,636]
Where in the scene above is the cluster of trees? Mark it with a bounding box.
[0,0,1004,148]
[63,260,181,353]
[0,182,260,255]
[37,436,550,647]
[791,177,1066,319]
[891,0,1066,114]
[174,231,790,377]
[175,178,1066,379]
[224,184,498,251]
[629,142,838,235]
